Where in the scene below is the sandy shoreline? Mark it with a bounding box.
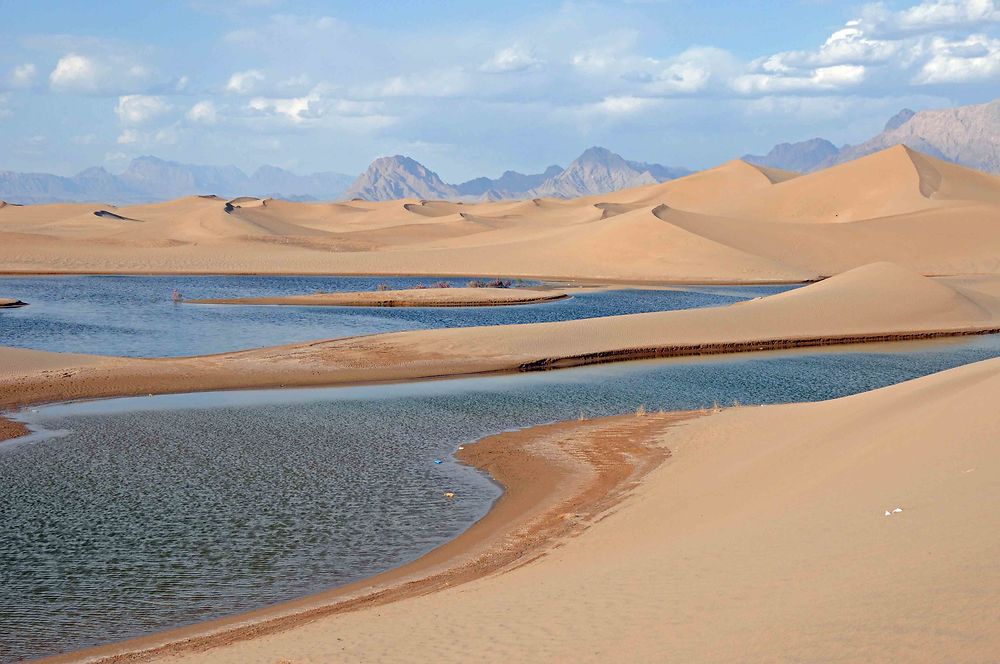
[185,287,569,308]
[2,263,999,415]
[27,356,1000,663]
[36,413,683,663]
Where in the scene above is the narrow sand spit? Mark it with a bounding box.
[1,263,997,461]
[186,287,568,308]
[1,263,999,415]
[0,297,27,308]
[44,356,1000,663]
[2,147,999,280]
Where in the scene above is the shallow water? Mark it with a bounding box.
[3,333,1000,661]
[0,275,792,357]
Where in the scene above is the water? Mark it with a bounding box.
[0,276,792,357]
[2,333,1000,661]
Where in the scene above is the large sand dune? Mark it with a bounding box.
[2,147,999,280]
[3,263,998,409]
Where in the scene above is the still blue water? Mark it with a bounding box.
[0,275,792,357]
[2,333,1000,661]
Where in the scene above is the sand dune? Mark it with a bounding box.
[1,147,998,280]
[3,263,998,410]
[126,355,998,664]
[186,287,568,307]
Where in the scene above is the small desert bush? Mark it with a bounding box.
[434,281,452,288]
[375,283,390,291]
[467,278,513,289]
[635,404,647,417]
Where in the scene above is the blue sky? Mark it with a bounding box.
[1,0,998,180]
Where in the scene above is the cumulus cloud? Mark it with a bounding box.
[116,128,139,144]
[48,52,154,94]
[732,65,867,94]
[9,63,37,88]
[914,34,1000,82]
[186,100,218,124]
[860,0,1000,37]
[593,95,658,115]
[248,86,395,130]
[226,69,265,94]
[116,95,171,125]
[49,54,99,92]
[480,45,542,73]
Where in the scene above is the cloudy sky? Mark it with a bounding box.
[1,0,998,180]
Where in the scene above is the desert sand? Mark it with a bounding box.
[43,354,1000,663]
[186,287,568,307]
[2,147,999,281]
[4,146,1000,663]
[2,262,999,414]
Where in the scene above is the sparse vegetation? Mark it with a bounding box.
[434,281,452,288]
[635,404,646,417]
[467,278,513,289]
[376,283,390,291]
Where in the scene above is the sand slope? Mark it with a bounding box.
[2,147,999,280]
[120,355,1000,663]
[3,263,999,409]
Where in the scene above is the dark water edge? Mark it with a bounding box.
[2,333,999,661]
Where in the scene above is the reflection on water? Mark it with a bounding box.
[0,275,791,357]
[2,333,999,661]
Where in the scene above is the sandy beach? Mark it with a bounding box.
[185,287,569,307]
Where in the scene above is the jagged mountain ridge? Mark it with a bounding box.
[744,98,999,175]
[343,147,691,202]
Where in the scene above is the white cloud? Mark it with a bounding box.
[226,69,265,94]
[248,86,394,129]
[9,63,37,88]
[49,54,99,92]
[116,128,139,144]
[861,0,1000,37]
[116,95,171,125]
[732,64,867,94]
[593,95,657,114]
[914,34,1000,82]
[186,100,218,124]
[48,52,153,94]
[364,68,471,98]
[763,24,900,70]
[480,45,542,73]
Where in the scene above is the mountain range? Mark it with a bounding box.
[0,156,354,205]
[341,147,692,201]
[2,98,996,205]
[744,99,999,174]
